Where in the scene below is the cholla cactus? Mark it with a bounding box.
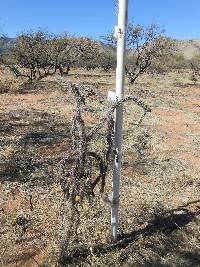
[59,82,114,206]
[58,80,150,207]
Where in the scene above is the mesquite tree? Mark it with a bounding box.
[3,31,101,82]
[3,31,59,80]
[98,51,116,72]
[72,37,101,70]
[103,22,174,83]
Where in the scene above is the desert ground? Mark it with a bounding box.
[0,68,200,266]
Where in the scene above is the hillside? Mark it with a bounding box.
[176,39,200,59]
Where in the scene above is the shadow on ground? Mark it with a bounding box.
[0,109,71,184]
[59,203,200,266]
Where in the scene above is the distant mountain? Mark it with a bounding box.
[100,39,200,60]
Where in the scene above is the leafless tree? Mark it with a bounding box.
[103,22,175,83]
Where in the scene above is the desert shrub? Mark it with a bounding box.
[78,49,116,72]
[170,53,188,70]
[147,51,186,75]
[98,51,116,72]
[189,53,200,83]
[0,76,27,93]
[0,81,9,93]
[72,37,101,70]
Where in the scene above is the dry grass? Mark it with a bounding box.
[0,68,200,266]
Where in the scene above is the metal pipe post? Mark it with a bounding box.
[111,0,128,242]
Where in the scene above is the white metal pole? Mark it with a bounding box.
[111,0,128,242]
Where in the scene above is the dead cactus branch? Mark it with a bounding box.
[58,80,151,207]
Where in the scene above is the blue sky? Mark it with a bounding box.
[0,0,200,40]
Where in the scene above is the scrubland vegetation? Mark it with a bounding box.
[0,22,200,267]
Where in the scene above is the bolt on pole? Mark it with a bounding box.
[111,0,128,242]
